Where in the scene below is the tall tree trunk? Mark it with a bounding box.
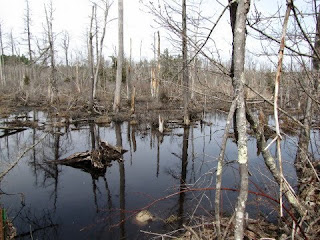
[273,1,292,217]
[10,30,15,56]
[157,31,161,102]
[0,23,4,85]
[93,1,111,99]
[25,0,33,62]
[127,38,132,100]
[45,1,58,104]
[113,0,124,113]
[230,0,250,239]
[88,5,95,111]
[182,0,190,125]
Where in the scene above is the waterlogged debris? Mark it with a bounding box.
[49,140,127,171]
[133,210,156,226]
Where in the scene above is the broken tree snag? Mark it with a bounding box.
[49,140,127,171]
[131,85,136,114]
[158,115,164,133]
[151,68,159,98]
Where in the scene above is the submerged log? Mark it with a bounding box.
[49,140,127,171]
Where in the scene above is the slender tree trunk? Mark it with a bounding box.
[156,31,161,101]
[113,0,124,113]
[10,30,15,56]
[93,1,111,99]
[25,0,33,62]
[215,99,237,239]
[230,0,250,239]
[45,1,58,103]
[182,0,190,125]
[88,5,95,110]
[273,1,292,216]
[127,38,132,100]
[0,23,4,85]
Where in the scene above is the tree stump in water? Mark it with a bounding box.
[49,140,127,172]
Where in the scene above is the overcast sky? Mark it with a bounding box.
[0,0,158,62]
[0,0,316,68]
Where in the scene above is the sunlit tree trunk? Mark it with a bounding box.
[113,0,124,113]
[230,0,250,239]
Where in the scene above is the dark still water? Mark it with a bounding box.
[0,111,304,239]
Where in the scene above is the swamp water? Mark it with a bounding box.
[0,110,312,239]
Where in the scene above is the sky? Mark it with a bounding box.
[0,0,157,62]
[0,0,316,68]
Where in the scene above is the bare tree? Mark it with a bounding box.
[44,0,58,103]
[93,0,112,99]
[182,0,190,125]
[88,5,95,110]
[113,0,124,113]
[25,0,33,62]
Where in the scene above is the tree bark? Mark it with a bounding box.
[229,0,250,239]
[113,0,124,113]
[273,0,292,217]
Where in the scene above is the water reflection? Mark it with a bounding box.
[178,126,190,227]
[0,111,306,239]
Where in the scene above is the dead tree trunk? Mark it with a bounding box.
[88,5,95,111]
[127,38,132,101]
[157,31,161,101]
[25,0,33,62]
[61,31,70,68]
[93,0,111,99]
[182,0,190,125]
[229,0,250,239]
[44,1,58,104]
[113,0,124,113]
